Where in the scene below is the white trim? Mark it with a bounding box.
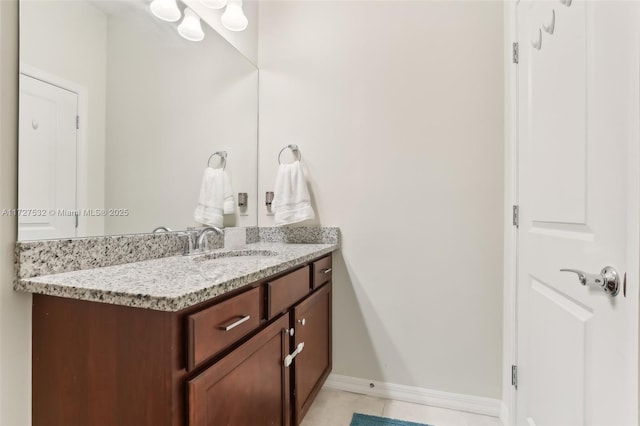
[322,374,502,418]
[19,63,90,237]
[500,401,510,426]
[503,1,519,425]
[632,4,640,419]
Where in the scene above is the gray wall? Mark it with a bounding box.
[258,0,505,398]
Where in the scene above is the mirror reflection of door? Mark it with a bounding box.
[18,0,259,239]
[18,73,78,240]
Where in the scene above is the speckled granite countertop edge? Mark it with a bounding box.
[15,243,338,312]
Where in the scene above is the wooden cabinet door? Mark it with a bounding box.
[188,314,291,426]
[293,283,332,424]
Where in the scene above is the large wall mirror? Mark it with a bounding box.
[18,0,258,241]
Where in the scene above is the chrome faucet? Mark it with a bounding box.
[181,227,224,255]
[182,231,196,255]
[195,226,223,252]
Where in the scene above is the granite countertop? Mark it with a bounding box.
[15,242,338,312]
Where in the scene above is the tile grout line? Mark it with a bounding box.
[380,399,388,418]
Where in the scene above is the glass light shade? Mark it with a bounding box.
[200,0,228,10]
[178,8,205,41]
[150,0,181,22]
[221,0,248,32]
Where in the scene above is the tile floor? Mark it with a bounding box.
[300,389,503,426]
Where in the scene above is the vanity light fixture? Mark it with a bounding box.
[200,0,248,32]
[178,7,205,42]
[200,0,228,10]
[150,0,181,22]
[221,0,248,32]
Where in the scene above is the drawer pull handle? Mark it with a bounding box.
[219,314,251,331]
[284,342,304,368]
[297,318,306,326]
[322,268,332,274]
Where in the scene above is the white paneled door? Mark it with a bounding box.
[19,73,78,240]
[516,1,639,425]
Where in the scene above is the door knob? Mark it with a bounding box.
[560,266,620,297]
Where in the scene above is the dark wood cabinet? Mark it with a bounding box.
[267,266,310,319]
[311,256,332,289]
[187,286,262,371]
[31,253,333,426]
[293,282,332,424]
[188,314,291,426]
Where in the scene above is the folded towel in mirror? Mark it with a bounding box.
[194,168,235,227]
[272,161,315,226]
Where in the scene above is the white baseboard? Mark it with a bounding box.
[500,400,510,425]
[322,374,502,418]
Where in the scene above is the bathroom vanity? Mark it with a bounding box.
[16,234,337,426]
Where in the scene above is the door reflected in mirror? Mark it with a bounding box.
[18,0,258,241]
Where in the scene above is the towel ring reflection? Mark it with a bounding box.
[278,144,302,164]
[207,151,227,170]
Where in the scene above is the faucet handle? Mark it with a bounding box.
[200,235,209,252]
[183,232,195,255]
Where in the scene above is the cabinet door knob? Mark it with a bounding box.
[297,318,306,326]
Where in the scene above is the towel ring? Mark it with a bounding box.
[207,151,227,170]
[278,144,302,164]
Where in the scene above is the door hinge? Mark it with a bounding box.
[76,115,80,129]
[75,213,79,228]
[512,365,518,389]
[512,42,519,64]
[512,205,519,228]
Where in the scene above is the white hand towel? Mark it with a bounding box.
[222,172,235,215]
[272,161,315,226]
[194,168,235,227]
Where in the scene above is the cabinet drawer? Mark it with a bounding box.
[187,287,261,371]
[268,266,310,319]
[312,255,332,289]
